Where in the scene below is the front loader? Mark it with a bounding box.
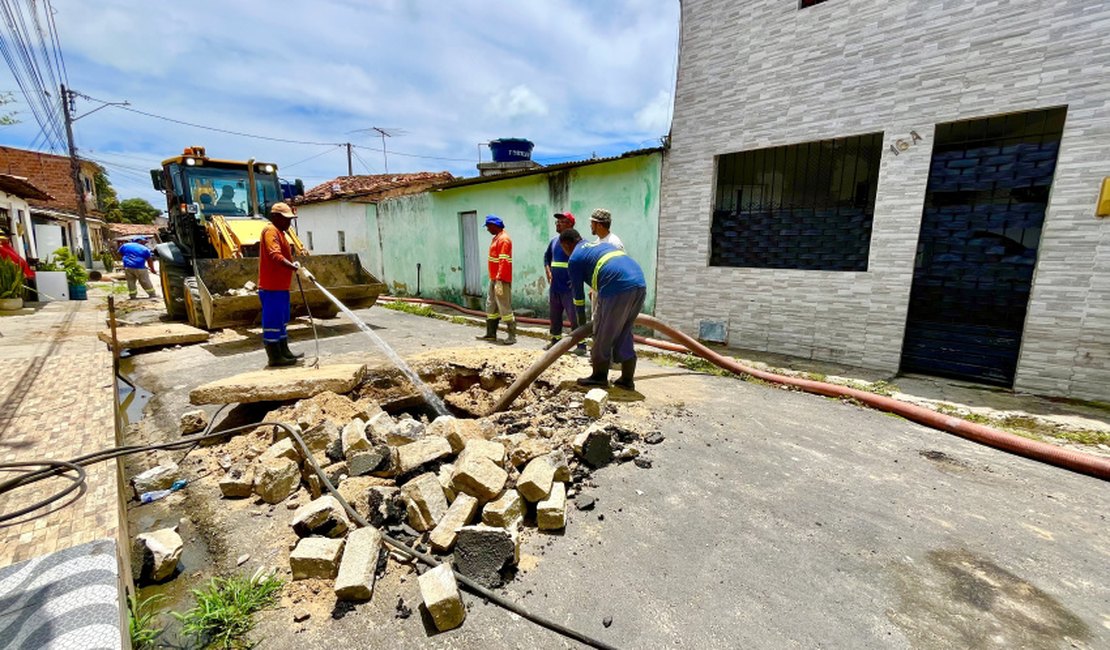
[150,146,385,330]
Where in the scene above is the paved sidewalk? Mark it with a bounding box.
[0,293,120,567]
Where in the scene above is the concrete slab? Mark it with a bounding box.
[99,322,210,349]
[189,363,366,404]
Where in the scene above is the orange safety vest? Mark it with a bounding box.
[258,224,294,290]
[487,230,512,282]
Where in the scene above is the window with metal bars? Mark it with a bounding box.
[709,132,883,271]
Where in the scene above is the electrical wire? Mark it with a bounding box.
[0,0,66,149]
[0,419,620,649]
[350,147,374,175]
[110,104,345,147]
[281,145,343,170]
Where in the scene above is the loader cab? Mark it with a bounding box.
[153,147,304,259]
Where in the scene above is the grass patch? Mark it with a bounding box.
[173,569,284,649]
[128,593,165,650]
[844,379,898,397]
[381,301,437,317]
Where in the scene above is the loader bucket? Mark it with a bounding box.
[194,254,386,330]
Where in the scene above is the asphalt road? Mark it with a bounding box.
[125,307,1110,649]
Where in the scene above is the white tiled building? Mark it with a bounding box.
[657,0,1110,400]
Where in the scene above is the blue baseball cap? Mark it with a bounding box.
[484,215,504,228]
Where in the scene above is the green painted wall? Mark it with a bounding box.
[373,152,662,314]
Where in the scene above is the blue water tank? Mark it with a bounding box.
[489,138,534,163]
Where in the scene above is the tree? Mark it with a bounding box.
[94,170,123,222]
[0,92,18,126]
[119,198,161,224]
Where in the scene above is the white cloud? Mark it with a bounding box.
[488,85,549,119]
[0,0,681,205]
[634,90,673,133]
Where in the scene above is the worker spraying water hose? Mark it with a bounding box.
[296,267,450,417]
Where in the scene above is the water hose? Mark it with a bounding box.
[294,273,322,369]
[381,296,1110,481]
[0,420,618,649]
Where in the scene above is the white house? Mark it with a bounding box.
[293,172,453,279]
[0,173,51,261]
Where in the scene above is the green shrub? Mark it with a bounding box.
[0,258,24,299]
[51,247,89,286]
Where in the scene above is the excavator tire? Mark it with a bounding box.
[183,276,207,329]
[159,262,188,320]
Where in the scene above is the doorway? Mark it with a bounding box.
[901,107,1067,386]
[459,211,482,296]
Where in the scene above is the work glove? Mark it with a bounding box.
[494,280,504,297]
[298,265,315,282]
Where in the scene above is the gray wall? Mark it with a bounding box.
[658,0,1110,400]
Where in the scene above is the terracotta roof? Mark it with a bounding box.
[296,171,455,205]
[0,173,53,201]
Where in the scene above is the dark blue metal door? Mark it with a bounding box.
[901,108,1066,386]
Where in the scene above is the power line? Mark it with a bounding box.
[0,0,66,151]
[281,144,343,170]
[94,100,479,164]
[44,0,67,87]
[351,147,374,175]
[350,143,472,163]
[110,103,345,146]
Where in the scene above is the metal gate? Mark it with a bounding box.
[901,108,1066,386]
[459,211,482,296]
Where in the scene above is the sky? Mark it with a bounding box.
[0,0,680,208]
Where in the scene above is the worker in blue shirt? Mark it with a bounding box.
[118,237,158,300]
[560,228,646,390]
[543,211,587,355]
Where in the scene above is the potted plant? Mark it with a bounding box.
[0,257,24,311]
[52,247,89,300]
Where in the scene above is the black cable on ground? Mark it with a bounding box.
[0,460,86,524]
[0,419,619,650]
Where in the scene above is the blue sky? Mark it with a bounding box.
[1,0,680,207]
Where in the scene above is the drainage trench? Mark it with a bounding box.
[122,353,641,646]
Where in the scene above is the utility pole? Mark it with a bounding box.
[60,84,93,270]
[346,142,353,176]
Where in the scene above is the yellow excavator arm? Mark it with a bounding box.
[203,215,309,259]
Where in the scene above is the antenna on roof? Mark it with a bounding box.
[363,127,405,173]
[350,127,408,173]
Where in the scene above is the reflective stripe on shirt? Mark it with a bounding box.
[591,250,627,291]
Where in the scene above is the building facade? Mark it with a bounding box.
[0,145,109,263]
[658,0,1110,400]
[374,149,663,314]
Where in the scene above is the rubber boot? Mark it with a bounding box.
[614,357,637,390]
[279,338,304,361]
[576,362,610,387]
[476,318,499,341]
[542,336,560,351]
[574,342,588,357]
[497,320,517,345]
[264,342,297,368]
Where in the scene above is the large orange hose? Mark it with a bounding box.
[378,296,1110,481]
